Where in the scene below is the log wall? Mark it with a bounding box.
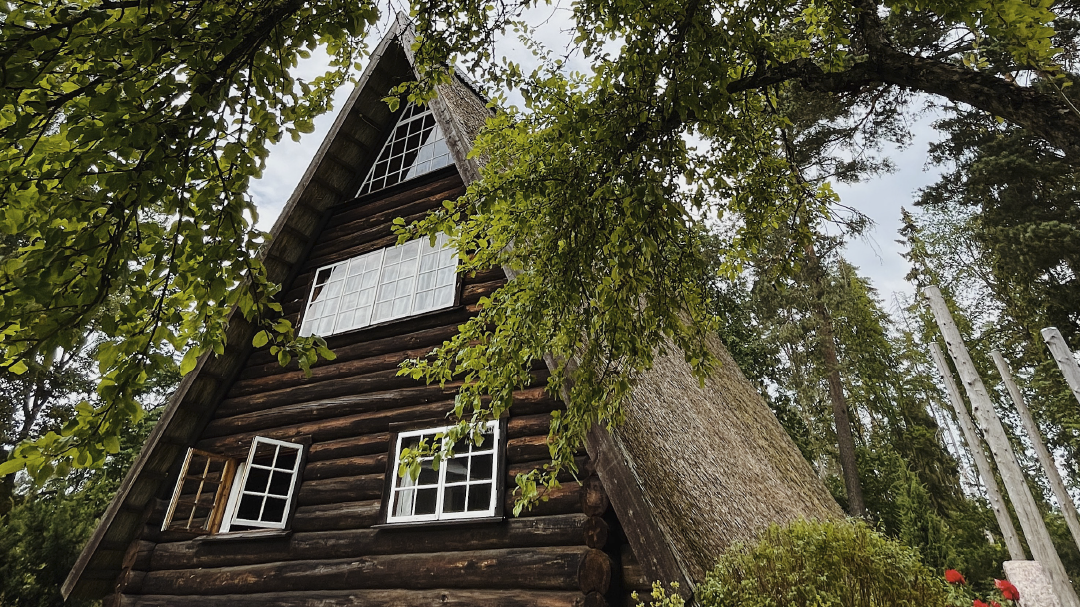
[110,168,630,607]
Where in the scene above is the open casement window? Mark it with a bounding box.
[357,102,453,196]
[161,449,237,534]
[299,233,458,337]
[385,421,503,524]
[162,437,304,534]
[220,437,304,531]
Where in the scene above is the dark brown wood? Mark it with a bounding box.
[584,517,609,549]
[508,413,556,439]
[206,384,461,437]
[308,433,390,463]
[292,500,381,532]
[139,546,598,595]
[508,434,551,464]
[229,347,439,398]
[151,514,593,570]
[241,321,459,372]
[195,401,458,457]
[577,549,612,595]
[216,369,423,417]
[296,473,384,507]
[581,476,610,517]
[583,592,609,607]
[304,452,387,481]
[120,589,591,607]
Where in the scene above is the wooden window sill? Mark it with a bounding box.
[372,516,505,530]
[193,529,292,543]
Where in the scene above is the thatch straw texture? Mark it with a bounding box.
[612,332,843,581]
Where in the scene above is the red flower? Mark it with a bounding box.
[945,569,967,584]
[974,600,989,607]
[991,602,1003,607]
[995,579,1020,601]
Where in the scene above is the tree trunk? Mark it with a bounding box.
[804,241,866,517]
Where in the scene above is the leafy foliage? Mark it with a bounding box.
[0,409,155,606]
[0,0,375,477]
[696,518,956,606]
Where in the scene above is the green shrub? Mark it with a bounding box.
[696,518,955,607]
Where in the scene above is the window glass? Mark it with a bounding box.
[358,103,453,196]
[227,437,304,530]
[388,421,500,523]
[300,234,457,337]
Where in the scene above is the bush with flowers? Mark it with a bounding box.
[634,519,1025,607]
[694,518,954,606]
[943,569,1021,607]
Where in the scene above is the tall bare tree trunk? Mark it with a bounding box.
[804,241,866,517]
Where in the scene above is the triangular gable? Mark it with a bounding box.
[62,17,490,599]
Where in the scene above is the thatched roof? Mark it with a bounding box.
[64,15,840,600]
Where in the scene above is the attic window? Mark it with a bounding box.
[384,421,503,524]
[162,437,305,535]
[299,233,457,337]
[357,103,453,195]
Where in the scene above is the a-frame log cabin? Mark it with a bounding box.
[63,18,841,607]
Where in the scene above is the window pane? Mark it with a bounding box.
[244,467,271,493]
[268,471,292,496]
[262,497,287,523]
[417,461,439,486]
[470,454,494,481]
[444,457,469,484]
[237,494,262,520]
[467,484,492,512]
[394,488,415,517]
[275,448,298,470]
[443,485,468,513]
[414,488,438,515]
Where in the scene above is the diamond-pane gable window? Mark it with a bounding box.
[299,233,458,337]
[358,103,453,195]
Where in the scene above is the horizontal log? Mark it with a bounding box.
[507,413,556,439]
[308,433,390,463]
[243,322,460,372]
[151,513,593,570]
[138,546,598,595]
[196,401,457,458]
[307,208,443,265]
[216,369,423,417]
[120,588,590,607]
[304,453,387,481]
[507,481,584,518]
[297,474,384,507]
[292,500,381,532]
[302,233,399,274]
[319,190,450,244]
[207,384,462,438]
[207,385,558,451]
[507,434,551,463]
[331,172,463,227]
[231,347,439,399]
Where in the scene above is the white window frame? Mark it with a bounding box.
[358,102,453,196]
[219,437,304,532]
[299,233,458,338]
[386,421,501,524]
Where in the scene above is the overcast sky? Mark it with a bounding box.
[250,13,946,313]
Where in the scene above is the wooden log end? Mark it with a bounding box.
[578,549,612,595]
